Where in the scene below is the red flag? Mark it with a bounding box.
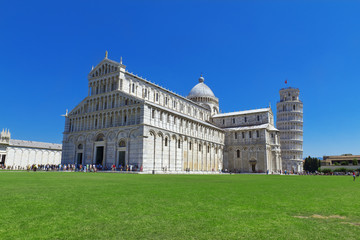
[285,79,287,84]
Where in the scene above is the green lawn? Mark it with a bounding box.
[1,172,360,239]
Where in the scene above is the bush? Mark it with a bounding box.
[341,161,349,166]
[334,168,347,173]
[353,159,358,165]
[321,168,332,174]
[334,162,340,166]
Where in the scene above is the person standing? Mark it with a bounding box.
[353,171,356,181]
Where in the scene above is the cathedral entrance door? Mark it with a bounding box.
[249,160,257,173]
[77,153,83,165]
[95,146,104,165]
[118,151,125,168]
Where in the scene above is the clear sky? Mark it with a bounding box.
[1,1,359,157]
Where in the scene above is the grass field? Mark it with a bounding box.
[1,172,360,239]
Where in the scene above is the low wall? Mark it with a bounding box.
[320,165,360,171]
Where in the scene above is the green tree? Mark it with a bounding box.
[353,159,358,165]
[303,156,321,172]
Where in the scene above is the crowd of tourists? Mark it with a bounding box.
[0,163,142,172]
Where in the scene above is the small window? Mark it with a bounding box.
[249,132,252,138]
[189,142,192,150]
[165,97,168,105]
[242,132,245,139]
[165,138,168,146]
[257,115,260,121]
[256,130,259,138]
[173,101,177,108]
[160,112,163,121]
[235,133,237,139]
[232,118,235,124]
[223,119,225,125]
[156,93,159,102]
[271,133,274,138]
[244,117,247,123]
[125,99,128,105]
[178,139,181,148]
[152,110,155,118]
[293,105,296,110]
[199,144,201,151]
[207,146,210,153]
[237,150,240,158]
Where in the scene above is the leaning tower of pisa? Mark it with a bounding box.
[276,87,303,172]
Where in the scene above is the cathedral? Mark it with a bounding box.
[61,52,303,173]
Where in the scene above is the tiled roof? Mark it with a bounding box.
[223,123,279,131]
[212,108,270,118]
[9,139,62,150]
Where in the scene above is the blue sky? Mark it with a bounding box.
[0,0,359,157]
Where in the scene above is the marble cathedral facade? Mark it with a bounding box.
[61,53,282,173]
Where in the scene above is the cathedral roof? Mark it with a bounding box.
[9,139,62,150]
[212,108,271,118]
[223,123,279,132]
[187,76,216,98]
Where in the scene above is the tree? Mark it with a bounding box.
[353,159,358,165]
[303,156,321,172]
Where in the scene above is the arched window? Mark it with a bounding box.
[237,150,240,158]
[165,138,168,146]
[293,105,296,110]
[199,144,201,151]
[119,140,126,147]
[207,146,210,153]
[96,134,104,141]
[178,139,181,148]
[249,131,252,138]
[132,83,135,93]
[189,142,192,150]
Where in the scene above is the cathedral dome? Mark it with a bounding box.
[187,76,216,98]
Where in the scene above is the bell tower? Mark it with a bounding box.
[276,87,303,172]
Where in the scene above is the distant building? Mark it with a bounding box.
[322,154,360,166]
[0,129,62,169]
[276,87,303,172]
